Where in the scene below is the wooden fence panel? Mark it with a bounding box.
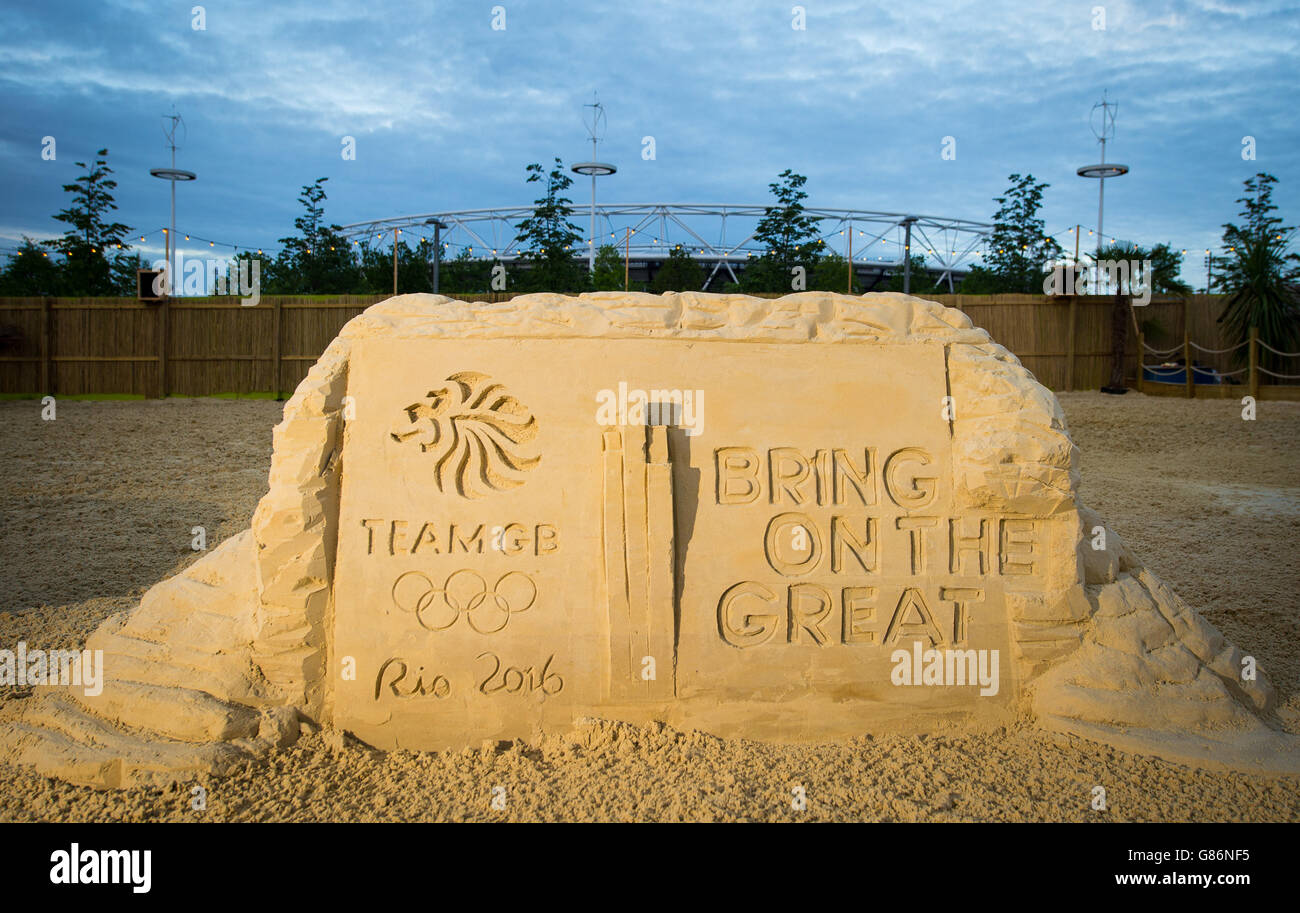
[0,300,43,393]
[0,292,1258,398]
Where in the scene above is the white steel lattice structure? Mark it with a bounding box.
[340,203,992,292]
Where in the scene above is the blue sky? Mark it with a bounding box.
[1,0,1296,288]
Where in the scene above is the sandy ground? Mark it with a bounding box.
[0,391,1296,822]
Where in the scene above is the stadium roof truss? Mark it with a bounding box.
[340,204,992,292]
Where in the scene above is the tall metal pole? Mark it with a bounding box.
[167,172,174,295]
[166,138,175,295]
[571,102,614,273]
[624,226,630,290]
[393,231,398,295]
[1078,98,1127,289]
[1097,136,1106,257]
[1074,223,1081,292]
[166,118,177,296]
[902,218,915,294]
[432,222,442,294]
[847,224,853,294]
[150,113,195,299]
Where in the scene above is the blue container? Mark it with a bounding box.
[1142,365,1224,385]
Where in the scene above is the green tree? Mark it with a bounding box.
[590,244,625,291]
[958,265,999,294]
[110,250,146,296]
[1093,242,1190,297]
[272,178,359,294]
[742,169,823,293]
[1213,173,1300,371]
[1090,242,1191,391]
[650,246,704,293]
[975,173,1062,293]
[808,251,859,293]
[439,248,494,295]
[45,149,133,295]
[221,251,264,297]
[881,255,935,293]
[0,238,63,296]
[355,239,435,295]
[513,158,586,293]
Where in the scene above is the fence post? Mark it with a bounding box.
[1135,329,1144,394]
[1249,326,1259,400]
[1183,332,1194,399]
[154,296,169,398]
[1066,295,1077,391]
[41,296,53,395]
[273,296,283,400]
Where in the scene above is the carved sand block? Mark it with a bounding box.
[2,291,1295,787]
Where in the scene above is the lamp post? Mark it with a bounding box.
[149,115,196,296]
[425,218,448,293]
[1078,96,1132,395]
[1077,161,1129,258]
[572,161,616,272]
[571,99,616,273]
[1077,96,1128,259]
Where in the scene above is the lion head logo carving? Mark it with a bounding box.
[389,371,540,498]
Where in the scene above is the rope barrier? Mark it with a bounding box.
[1139,363,1247,378]
[1141,342,1183,356]
[1189,339,1249,354]
[1142,359,1300,381]
[1257,339,1300,357]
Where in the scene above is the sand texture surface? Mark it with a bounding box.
[0,392,1296,822]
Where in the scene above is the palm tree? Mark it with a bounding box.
[1094,242,1191,392]
[1214,174,1300,374]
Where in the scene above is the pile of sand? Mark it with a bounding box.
[0,392,1296,822]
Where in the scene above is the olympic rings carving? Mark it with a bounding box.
[390,569,538,634]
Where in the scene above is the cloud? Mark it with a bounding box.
[0,0,1294,289]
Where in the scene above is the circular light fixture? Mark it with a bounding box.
[149,167,197,182]
[1076,163,1129,178]
[571,162,616,176]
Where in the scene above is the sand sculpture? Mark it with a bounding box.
[1,291,1294,788]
